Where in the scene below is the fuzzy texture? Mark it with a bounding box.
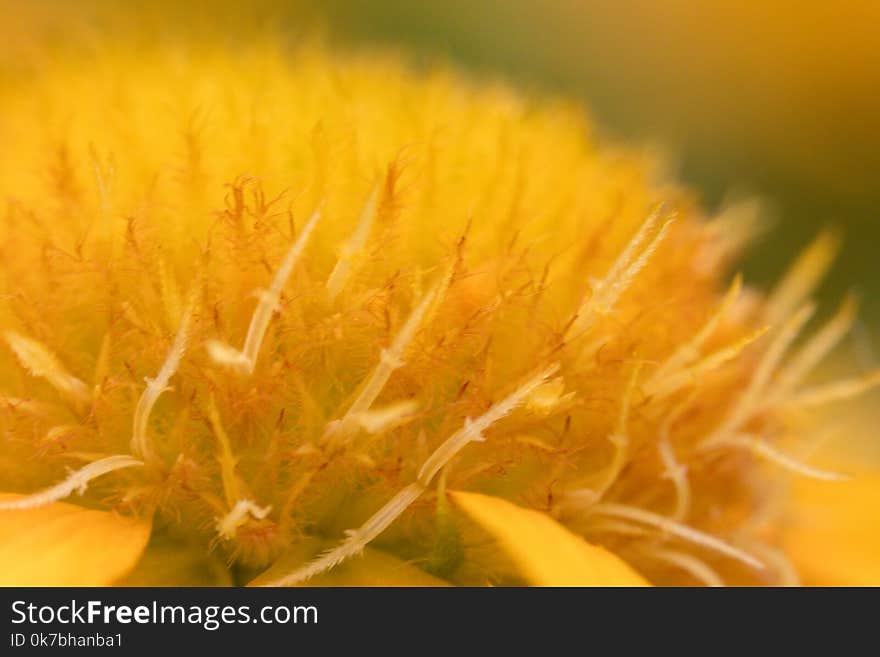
[0,10,867,586]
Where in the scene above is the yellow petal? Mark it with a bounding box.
[784,474,880,586]
[0,494,151,586]
[449,491,648,586]
[114,535,232,586]
[249,542,449,587]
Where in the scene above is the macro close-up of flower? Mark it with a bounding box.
[1,1,878,589]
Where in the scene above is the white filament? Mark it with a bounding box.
[702,303,814,448]
[788,369,880,407]
[645,274,742,393]
[131,295,195,460]
[263,364,560,585]
[707,434,848,481]
[354,399,420,435]
[645,547,725,587]
[417,364,560,485]
[658,438,691,522]
[321,282,442,448]
[767,295,857,406]
[567,204,674,340]
[208,205,321,374]
[587,502,764,570]
[260,484,422,586]
[645,326,768,399]
[216,499,273,540]
[0,455,143,510]
[3,331,90,405]
[326,187,378,303]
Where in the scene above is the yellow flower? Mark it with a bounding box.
[1,4,878,587]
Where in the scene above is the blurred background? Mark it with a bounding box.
[10,0,880,348]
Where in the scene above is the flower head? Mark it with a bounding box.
[1,4,877,587]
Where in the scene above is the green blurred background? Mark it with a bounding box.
[301,0,879,350]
